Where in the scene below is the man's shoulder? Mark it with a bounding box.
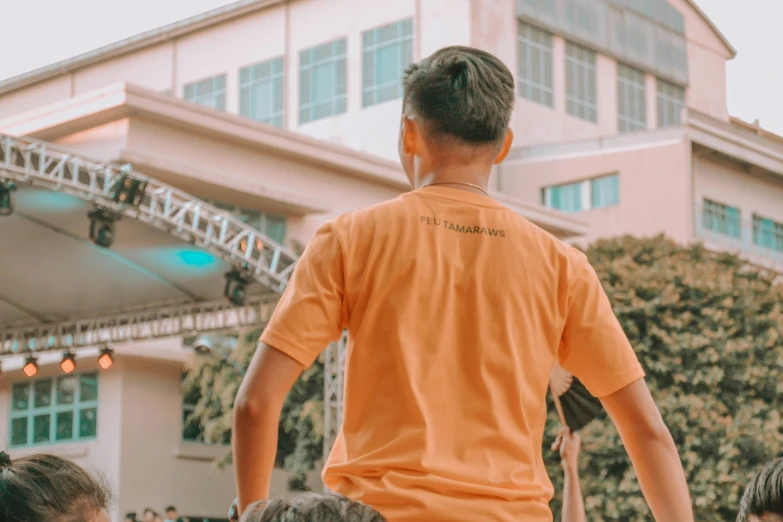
[328,193,412,230]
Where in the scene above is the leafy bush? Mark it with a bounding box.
[544,236,783,521]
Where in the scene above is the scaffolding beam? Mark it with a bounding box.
[0,296,277,355]
[0,133,298,294]
[323,331,347,469]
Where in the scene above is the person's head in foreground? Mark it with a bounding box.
[738,458,783,522]
[399,45,515,188]
[0,451,111,522]
[241,493,387,522]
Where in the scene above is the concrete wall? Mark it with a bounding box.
[501,137,693,246]
[0,0,737,159]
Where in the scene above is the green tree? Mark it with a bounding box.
[182,328,324,490]
[544,236,783,521]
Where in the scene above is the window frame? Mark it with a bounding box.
[239,56,285,127]
[752,214,783,253]
[617,62,647,133]
[702,199,741,239]
[361,18,414,108]
[9,372,99,448]
[656,78,685,128]
[299,38,348,124]
[565,40,598,123]
[542,173,620,212]
[183,74,227,111]
[517,21,555,108]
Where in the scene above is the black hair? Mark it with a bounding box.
[165,506,177,513]
[0,451,112,522]
[242,493,387,522]
[126,513,138,521]
[737,458,783,522]
[402,45,515,147]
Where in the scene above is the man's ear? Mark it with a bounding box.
[493,128,514,165]
[401,116,420,156]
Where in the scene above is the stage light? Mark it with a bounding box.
[224,268,250,306]
[60,352,76,374]
[23,355,39,377]
[98,347,114,370]
[88,208,119,248]
[0,180,16,216]
[111,164,147,207]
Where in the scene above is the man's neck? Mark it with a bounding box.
[416,164,492,195]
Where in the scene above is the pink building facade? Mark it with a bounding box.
[0,0,781,518]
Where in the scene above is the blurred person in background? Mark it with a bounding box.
[126,513,139,522]
[240,493,386,522]
[0,451,112,522]
[165,506,185,522]
[737,458,783,522]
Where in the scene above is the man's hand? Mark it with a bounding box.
[552,428,581,473]
[600,379,693,522]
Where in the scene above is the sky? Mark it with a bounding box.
[0,0,781,134]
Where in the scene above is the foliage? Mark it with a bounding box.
[544,235,783,521]
[182,329,325,489]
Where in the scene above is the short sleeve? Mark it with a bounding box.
[558,256,645,398]
[259,221,346,368]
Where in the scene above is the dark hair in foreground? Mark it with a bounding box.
[241,492,387,522]
[402,45,515,147]
[0,451,111,522]
[738,458,783,522]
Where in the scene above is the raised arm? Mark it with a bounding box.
[600,379,693,522]
[555,429,586,522]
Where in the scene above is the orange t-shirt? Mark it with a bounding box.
[260,186,644,522]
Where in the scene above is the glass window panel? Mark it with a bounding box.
[80,374,98,402]
[183,74,227,112]
[517,21,554,108]
[57,376,77,405]
[33,414,51,444]
[56,411,74,441]
[11,382,30,411]
[565,41,597,123]
[300,38,347,122]
[34,380,52,408]
[376,45,400,85]
[362,20,413,108]
[79,408,98,438]
[11,417,28,446]
[591,174,620,208]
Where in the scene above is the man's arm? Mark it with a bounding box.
[233,343,304,512]
[600,379,693,522]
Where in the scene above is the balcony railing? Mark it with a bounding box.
[695,204,783,273]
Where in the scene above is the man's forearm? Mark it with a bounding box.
[562,465,586,522]
[624,428,693,521]
[233,401,283,512]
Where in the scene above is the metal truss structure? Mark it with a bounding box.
[0,296,278,355]
[0,133,298,293]
[323,331,348,464]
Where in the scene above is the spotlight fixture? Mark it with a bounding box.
[60,351,76,374]
[23,355,39,377]
[224,268,250,307]
[111,164,147,207]
[88,208,120,248]
[98,347,114,370]
[0,180,16,216]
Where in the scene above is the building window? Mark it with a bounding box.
[362,19,414,108]
[206,199,286,244]
[617,63,647,133]
[752,215,783,253]
[565,41,598,123]
[542,181,583,213]
[517,22,554,107]
[299,39,348,124]
[10,373,98,447]
[183,74,227,111]
[240,57,285,128]
[702,199,741,239]
[542,173,619,212]
[656,78,685,127]
[591,173,619,209]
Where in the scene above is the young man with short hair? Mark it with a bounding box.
[737,458,783,522]
[233,46,693,521]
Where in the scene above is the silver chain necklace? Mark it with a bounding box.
[424,181,489,197]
